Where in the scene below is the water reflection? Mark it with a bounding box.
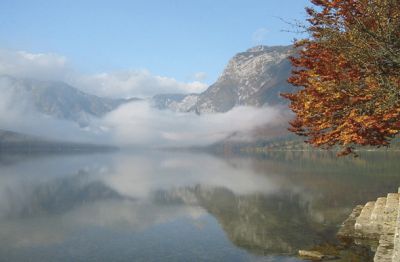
[0,151,399,261]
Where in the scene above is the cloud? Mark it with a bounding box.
[0,49,73,81]
[0,49,208,99]
[101,101,284,147]
[75,70,208,99]
[252,27,269,45]
[192,72,208,82]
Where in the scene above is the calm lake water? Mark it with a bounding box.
[0,150,399,261]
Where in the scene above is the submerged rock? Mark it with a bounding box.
[298,250,324,260]
[337,205,363,239]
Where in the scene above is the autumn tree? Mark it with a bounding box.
[283,0,400,155]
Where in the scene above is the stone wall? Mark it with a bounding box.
[337,188,400,262]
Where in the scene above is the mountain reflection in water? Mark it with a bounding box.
[0,150,399,261]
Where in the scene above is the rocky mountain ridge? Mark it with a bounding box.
[152,45,294,113]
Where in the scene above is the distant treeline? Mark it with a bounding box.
[210,135,400,155]
[0,141,118,153]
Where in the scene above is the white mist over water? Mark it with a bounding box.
[101,101,285,147]
[0,85,284,146]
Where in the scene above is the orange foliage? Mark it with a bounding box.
[283,0,400,155]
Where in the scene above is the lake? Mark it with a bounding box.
[0,150,399,261]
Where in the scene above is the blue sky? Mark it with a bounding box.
[0,0,310,84]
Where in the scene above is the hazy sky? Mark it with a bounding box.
[0,0,309,84]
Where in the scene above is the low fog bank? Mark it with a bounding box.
[0,85,287,147]
[101,101,288,148]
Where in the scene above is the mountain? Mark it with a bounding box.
[151,93,198,112]
[152,45,294,113]
[0,75,138,126]
[196,45,293,113]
